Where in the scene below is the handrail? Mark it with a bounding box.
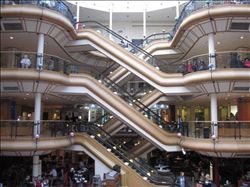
[75,21,169,68]
[172,0,250,37]
[86,123,174,185]
[0,120,175,185]
[142,32,173,46]
[96,73,170,131]
[0,0,75,24]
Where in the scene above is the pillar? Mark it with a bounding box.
[76,2,80,29]
[36,33,44,70]
[34,93,42,136]
[213,158,220,187]
[210,93,218,137]
[32,155,39,181]
[7,47,17,68]
[143,8,146,38]
[109,4,113,39]
[176,1,180,20]
[208,33,216,70]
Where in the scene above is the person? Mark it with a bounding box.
[177,115,183,134]
[47,57,55,71]
[204,174,212,187]
[49,166,57,187]
[243,57,250,68]
[34,177,42,187]
[176,171,189,187]
[20,54,31,69]
[187,60,193,73]
[199,171,206,183]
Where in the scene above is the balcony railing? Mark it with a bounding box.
[172,0,250,37]
[1,51,249,76]
[1,120,249,140]
[0,120,175,185]
[141,32,173,47]
[165,120,250,139]
[0,0,75,24]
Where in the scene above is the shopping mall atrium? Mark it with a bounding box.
[0,0,250,186]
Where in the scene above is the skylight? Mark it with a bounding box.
[67,1,187,12]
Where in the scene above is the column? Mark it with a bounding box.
[32,155,39,181]
[34,93,42,136]
[76,2,80,29]
[36,33,44,70]
[143,7,146,38]
[213,158,220,187]
[175,1,180,20]
[210,93,218,137]
[109,4,113,39]
[7,47,17,68]
[208,33,216,70]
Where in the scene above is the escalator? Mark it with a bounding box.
[102,89,163,135]
[2,70,250,154]
[2,6,250,92]
[0,122,175,186]
[73,21,172,84]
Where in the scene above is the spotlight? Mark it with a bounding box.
[35,134,40,139]
[181,147,186,155]
[69,132,75,137]
[177,132,182,137]
[211,134,216,140]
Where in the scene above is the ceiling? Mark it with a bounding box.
[66,1,183,22]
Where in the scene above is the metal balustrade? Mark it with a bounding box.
[0,120,175,185]
[0,0,75,24]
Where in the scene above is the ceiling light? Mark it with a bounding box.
[10,36,14,39]
[240,36,244,39]
[217,41,220,45]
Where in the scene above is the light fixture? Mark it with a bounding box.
[147,172,151,176]
[124,162,129,165]
[217,41,220,45]
[155,66,160,70]
[107,148,111,152]
[211,134,216,140]
[35,134,40,139]
[181,147,186,155]
[69,132,75,137]
[143,177,148,180]
[240,36,244,39]
[10,36,14,40]
[90,135,95,139]
[177,132,182,137]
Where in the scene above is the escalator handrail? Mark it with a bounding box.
[96,74,169,128]
[84,123,174,185]
[74,21,169,67]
